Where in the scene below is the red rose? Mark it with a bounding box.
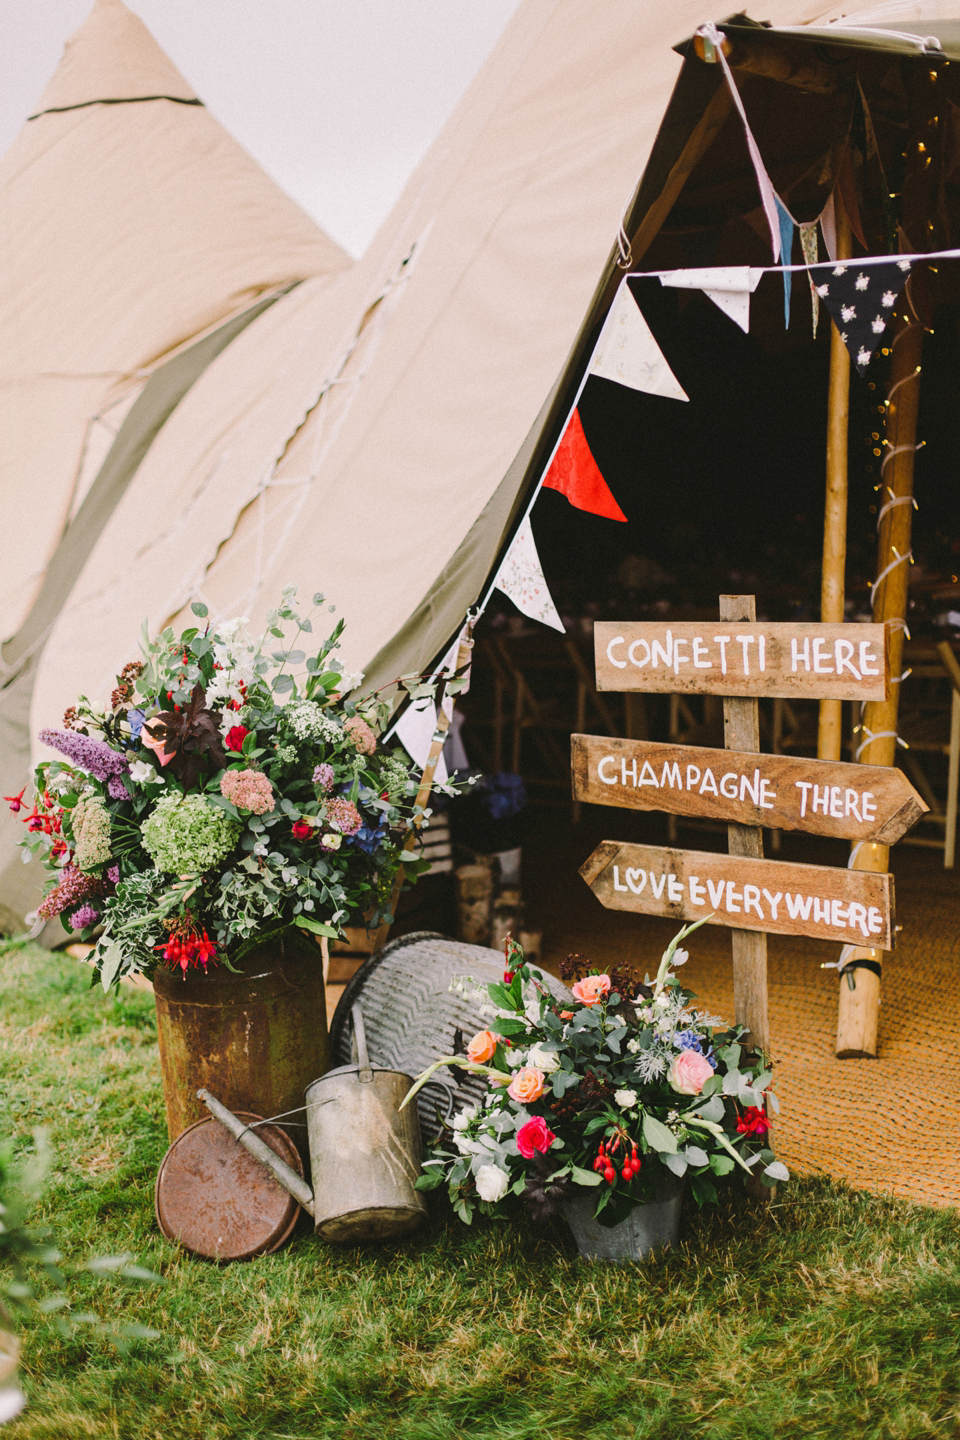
[516,1116,556,1159]
[291,820,313,841]
[225,725,249,753]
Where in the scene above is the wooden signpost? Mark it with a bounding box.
[575,597,915,1055]
[571,736,927,844]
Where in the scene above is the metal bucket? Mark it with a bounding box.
[305,1007,427,1243]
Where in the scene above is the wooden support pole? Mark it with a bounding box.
[817,203,852,763]
[835,309,923,1057]
[719,595,770,1052]
[371,624,474,954]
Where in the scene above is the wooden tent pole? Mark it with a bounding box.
[835,63,938,1058]
[817,202,852,762]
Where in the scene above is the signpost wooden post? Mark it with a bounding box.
[574,595,912,1059]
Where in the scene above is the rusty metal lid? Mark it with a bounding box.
[155,1112,305,1262]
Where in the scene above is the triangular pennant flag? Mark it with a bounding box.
[799,222,820,336]
[776,196,796,326]
[494,517,565,632]
[820,189,838,262]
[660,266,763,333]
[395,698,449,783]
[809,259,912,373]
[542,408,627,522]
[703,25,781,261]
[589,281,688,400]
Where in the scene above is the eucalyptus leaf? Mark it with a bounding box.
[663,1152,688,1177]
[683,1145,709,1168]
[569,1165,602,1187]
[641,1112,678,1154]
[764,1160,789,1182]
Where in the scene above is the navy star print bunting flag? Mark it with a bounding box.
[809,259,912,373]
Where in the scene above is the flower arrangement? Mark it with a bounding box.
[9,589,449,989]
[408,922,788,1226]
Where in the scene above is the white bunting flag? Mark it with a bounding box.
[660,265,764,333]
[395,698,449,783]
[494,517,565,633]
[589,281,688,400]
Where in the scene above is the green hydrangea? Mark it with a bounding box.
[141,793,242,876]
[72,793,112,872]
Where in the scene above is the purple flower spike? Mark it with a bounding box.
[68,903,99,931]
[39,729,129,783]
[107,865,120,886]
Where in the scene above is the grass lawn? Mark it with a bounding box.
[1,940,958,1440]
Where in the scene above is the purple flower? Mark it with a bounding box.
[37,865,102,919]
[107,775,129,800]
[127,709,145,740]
[68,903,99,931]
[312,763,334,793]
[107,865,120,885]
[39,729,128,783]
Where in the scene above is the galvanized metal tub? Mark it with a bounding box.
[329,932,572,1142]
[562,1173,683,1262]
[153,929,329,1156]
[306,1007,426,1243]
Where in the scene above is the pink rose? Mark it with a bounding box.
[466,1030,500,1064]
[140,720,176,767]
[571,974,611,1007]
[516,1116,556,1159]
[667,1049,715,1095]
[507,1067,546,1104]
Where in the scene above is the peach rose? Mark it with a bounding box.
[506,1066,546,1104]
[667,1049,715,1095]
[466,1029,500,1064]
[571,974,611,1007]
[140,719,176,768]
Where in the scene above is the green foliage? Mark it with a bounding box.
[1,943,958,1439]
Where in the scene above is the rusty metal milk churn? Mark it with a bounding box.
[305,1004,426,1241]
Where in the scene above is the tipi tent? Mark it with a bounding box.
[3,0,956,926]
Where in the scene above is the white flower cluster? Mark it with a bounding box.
[285,700,342,745]
[206,618,259,711]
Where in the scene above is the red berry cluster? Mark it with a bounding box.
[592,1134,641,1185]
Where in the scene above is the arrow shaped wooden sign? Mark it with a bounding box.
[580,842,895,948]
[571,735,927,844]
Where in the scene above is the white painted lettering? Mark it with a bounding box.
[830,786,844,819]
[606,637,627,669]
[847,902,868,937]
[859,641,881,677]
[706,878,725,908]
[812,785,829,816]
[867,906,884,935]
[813,898,830,924]
[686,764,701,791]
[597,756,617,785]
[813,637,834,674]
[740,769,761,806]
[649,873,667,900]
[700,769,718,797]
[760,778,776,810]
[621,758,638,787]
[628,638,650,668]
[844,789,862,822]
[660,761,682,790]
[613,866,628,893]
[651,632,673,669]
[725,881,742,914]
[762,889,782,920]
[795,780,812,817]
[720,772,739,800]
[862,792,877,822]
[743,884,763,919]
[625,868,646,894]
[785,893,813,921]
[673,638,690,675]
[834,639,861,679]
[689,876,707,905]
[638,761,659,787]
[692,637,712,669]
[714,635,731,675]
[667,875,684,904]
[736,635,755,674]
[831,899,848,928]
[791,637,811,673]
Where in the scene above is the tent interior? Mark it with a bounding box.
[386,17,960,1206]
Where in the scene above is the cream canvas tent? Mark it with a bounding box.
[2,0,953,926]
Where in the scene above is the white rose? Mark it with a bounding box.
[321,833,342,851]
[615,1089,638,1109]
[527,1043,560,1073]
[474,1164,510,1203]
[451,1106,477,1132]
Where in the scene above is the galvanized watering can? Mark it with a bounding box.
[198,1004,427,1244]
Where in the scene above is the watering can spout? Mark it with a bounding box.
[197,1088,316,1216]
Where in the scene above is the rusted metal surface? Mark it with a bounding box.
[153,931,329,1157]
[155,1112,304,1262]
[306,1006,427,1244]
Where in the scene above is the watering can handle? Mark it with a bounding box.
[351,1004,374,1084]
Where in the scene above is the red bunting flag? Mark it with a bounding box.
[542,408,627,522]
